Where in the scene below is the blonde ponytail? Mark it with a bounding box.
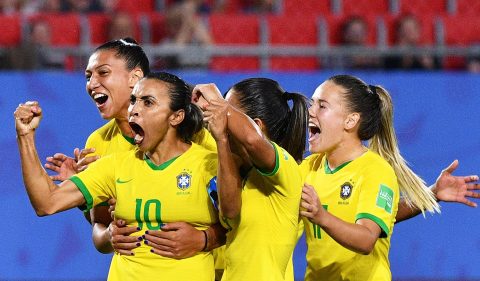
[369,86,440,214]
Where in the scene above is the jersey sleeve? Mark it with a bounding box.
[84,131,103,158]
[256,142,302,197]
[69,153,117,211]
[203,152,219,209]
[354,166,399,238]
[193,127,217,152]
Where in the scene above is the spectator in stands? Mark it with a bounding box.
[466,55,480,73]
[7,19,64,69]
[384,15,440,70]
[99,0,118,13]
[39,0,64,13]
[65,0,103,13]
[332,16,381,69]
[241,0,277,13]
[154,0,212,69]
[108,12,136,41]
[1,0,21,14]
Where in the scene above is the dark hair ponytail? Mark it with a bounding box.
[95,37,150,75]
[281,92,309,162]
[231,78,308,162]
[144,72,203,142]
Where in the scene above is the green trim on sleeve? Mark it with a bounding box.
[256,142,280,176]
[356,212,390,238]
[70,175,94,211]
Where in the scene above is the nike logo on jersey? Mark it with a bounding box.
[116,178,133,184]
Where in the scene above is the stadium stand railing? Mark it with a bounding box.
[1,0,479,71]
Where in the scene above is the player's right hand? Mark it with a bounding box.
[14,101,42,136]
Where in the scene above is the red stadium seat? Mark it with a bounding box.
[209,14,260,71]
[456,0,480,15]
[28,13,81,46]
[0,14,21,46]
[399,0,447,15]
[341,0,389,16]
[87,13,142,45]
[267,15,319,70]
[116,0,155,14]
[441,15,480,69]
[283,0,330,15]
[87,13,110,45]
[324,14,378,46]
[383,14,435,46]
[146,12,167,44]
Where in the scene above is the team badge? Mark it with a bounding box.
[177,171,192,191]
[340,182,353,200]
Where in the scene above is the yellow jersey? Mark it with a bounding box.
[301,150,399,281]
[221,142,302,281]
[85,119,136,158]
[70,143,218,281]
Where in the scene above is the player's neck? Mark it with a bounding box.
[115,118,135,138]
[326,140,366,170]
[147,135,191,166]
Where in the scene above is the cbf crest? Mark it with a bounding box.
[340,182,353,200]
[177,170,192,191]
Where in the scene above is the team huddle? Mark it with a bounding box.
[14,38,480,281]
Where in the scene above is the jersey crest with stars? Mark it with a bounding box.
[340,182,353,200]
[177,170,192,191]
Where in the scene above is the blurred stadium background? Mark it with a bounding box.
[1,0,479,280]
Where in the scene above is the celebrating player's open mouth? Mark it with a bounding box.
[308,123,321,143]
[92,92,109,109]
[128,120,144,145]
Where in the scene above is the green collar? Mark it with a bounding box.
[122,134,136,145]
[145,155,180,170]
[324,159,352,174]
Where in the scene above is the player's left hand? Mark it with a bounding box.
[143,222,204,259]
[433,160,480,207]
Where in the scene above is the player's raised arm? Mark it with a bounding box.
[15,101,86,216]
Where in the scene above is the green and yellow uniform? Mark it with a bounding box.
[85,119,137,158]
[301,150,399,281]
[221,142,302,281]
[70,143,218,281]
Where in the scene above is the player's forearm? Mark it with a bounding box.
[217,137,242,219]
[17,133,59,216]
[317,212,377,255]
[92,223,114,254]
[395,198,422,223]
[204,223,227,251]
[226,105,276,172]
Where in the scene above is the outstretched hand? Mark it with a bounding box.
[44,147,99,181]
[433,160,480,207]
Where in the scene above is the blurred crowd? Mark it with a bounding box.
[0,0,479,72]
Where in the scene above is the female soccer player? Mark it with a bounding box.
[44,38,222,257]
[193,78,308,281]
[16,72,219,281]
[300,74,437,281]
